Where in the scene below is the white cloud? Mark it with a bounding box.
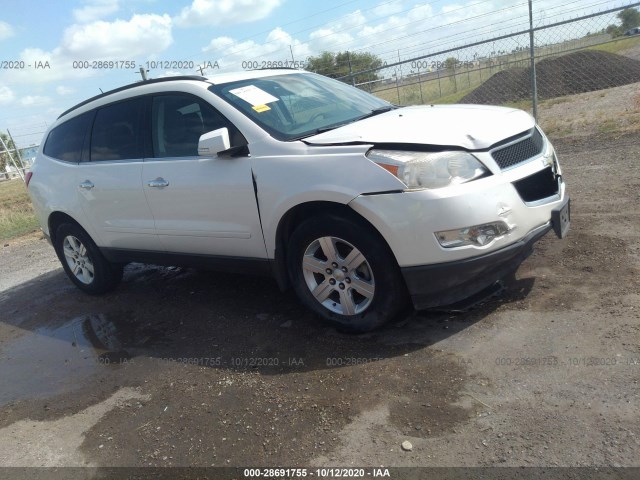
[56,86,75,95]
[4,14,173,85]
[308,10,366,51]
[203,27,310,70]
[309,28,354,51]
[62,14,173,59]
[357,4,435,45]
[0,85,15,105]
[204,36,235,52]
[176,0,283,27]
[73,0,119,23]
[0,21,14,40]
[440,1,495,24]
[20,95,51,107]
[194,0,525,74]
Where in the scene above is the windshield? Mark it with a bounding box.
[209,72,391,141]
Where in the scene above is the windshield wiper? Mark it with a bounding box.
[355,105,398,121]
[289,123,350,141]
[314,124,348,134]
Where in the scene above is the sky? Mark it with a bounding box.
[0,0,633,146]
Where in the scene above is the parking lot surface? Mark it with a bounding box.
[0,133,638,469]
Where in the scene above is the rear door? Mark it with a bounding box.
[141,93,267,258]
[76,97,163,251]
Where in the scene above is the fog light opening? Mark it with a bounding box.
[436,221,512,248]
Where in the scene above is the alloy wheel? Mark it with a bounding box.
[301,236,375,315]
[62,235,95,285]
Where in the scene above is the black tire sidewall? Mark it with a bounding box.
[54,223,122,294]
[287,214,407,332]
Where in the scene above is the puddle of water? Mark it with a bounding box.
[0,314,140,406]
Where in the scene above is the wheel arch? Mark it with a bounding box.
[48,211,90,246]
[272,201,400,290]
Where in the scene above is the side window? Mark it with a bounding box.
[43,112,91,162]
[152,95,246,158]
[90,98,143,161]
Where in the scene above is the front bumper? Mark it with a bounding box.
[401,222,552,310]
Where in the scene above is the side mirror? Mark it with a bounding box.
[198,128,230,156]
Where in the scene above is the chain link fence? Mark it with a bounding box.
[0,126,43,181]
[311,3,640,141]
[2,4,639,154]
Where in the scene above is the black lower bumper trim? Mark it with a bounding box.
[401,224,552,310]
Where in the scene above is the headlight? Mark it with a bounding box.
[367,149,488,190]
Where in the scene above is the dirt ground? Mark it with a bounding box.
[0,120,638,476]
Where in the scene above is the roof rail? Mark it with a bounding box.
[57,75,209,119]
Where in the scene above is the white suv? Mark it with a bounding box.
[27,69,569,332]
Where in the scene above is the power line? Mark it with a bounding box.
[207,0,456,66]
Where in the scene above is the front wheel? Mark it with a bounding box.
[287,215,408,332]
[54,223,123,294]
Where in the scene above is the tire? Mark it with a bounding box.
[287,214,408,333]
[53,223,123,294]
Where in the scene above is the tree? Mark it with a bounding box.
[605,24,623,38]
[305,52,336,77]
[618,7,640,31]
[444,57,459,93]
[306,51,383,85]
[444,57,459,71]
[0,132,17,176]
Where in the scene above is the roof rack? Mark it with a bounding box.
[57,75,209,119]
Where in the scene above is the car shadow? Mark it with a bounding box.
[0,263,535,406]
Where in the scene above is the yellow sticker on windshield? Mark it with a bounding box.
[252,104,271,112]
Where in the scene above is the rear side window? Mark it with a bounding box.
[152,94,245,158]
[91,98,143,161]
[43,112,91,162]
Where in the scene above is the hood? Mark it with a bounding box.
[303,104,535,150]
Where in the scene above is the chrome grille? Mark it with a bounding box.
[491,128,544,170]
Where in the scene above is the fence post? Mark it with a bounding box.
[347,52,355,87]
[452,62,457,93]
[528,0,538,120]
[419,71,424,104]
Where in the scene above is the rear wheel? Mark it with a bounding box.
[54,223,123,294]
[287,214,408,332]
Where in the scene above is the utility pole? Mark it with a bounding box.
[0,131,25,182]
[6,130,25,174]
[139,67,148,81]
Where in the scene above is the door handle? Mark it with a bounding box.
[79,180,94,190]
[147,177,169,188]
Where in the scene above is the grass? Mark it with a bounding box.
[0,178,39,241]
[371,65,505,106]
[588,35,640,55]
[432,86,477,105]
[543,97,571,107]
[597,118,620,134]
